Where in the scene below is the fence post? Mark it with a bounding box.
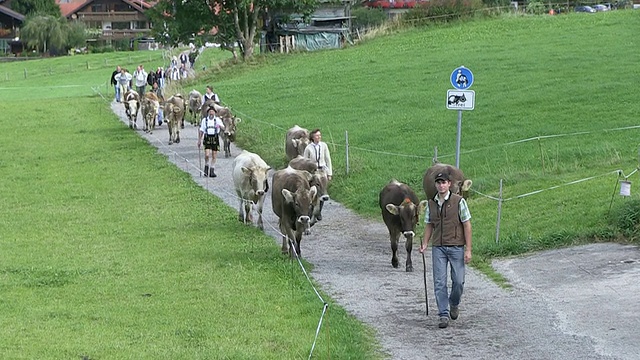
[86,61,90,70]
[433,146,438,164]
[24,68,27,79]
[495,179,503,243]
[345,130,349,176]
[538,136,545,174]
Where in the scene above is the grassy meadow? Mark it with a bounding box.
[190,11,640,267]
[2,9,640,358]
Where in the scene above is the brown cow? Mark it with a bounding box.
[141,92,159,134]
[164,94,185,145]
[379,180,427,272]
[271,167,317,257]
[288,156,329,226]
[423,163,473,201]
[232,150,271,230]
[187,90,203,126]
[285,125,310,161]
[217,107,241,158]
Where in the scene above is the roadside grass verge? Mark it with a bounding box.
[0,97,381,359]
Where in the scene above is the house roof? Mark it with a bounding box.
[57,0,89,17]
[0,4,25,21]
[56,0,153,17]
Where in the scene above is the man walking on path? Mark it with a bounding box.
[419,172,472,329]
[197,106,224,177]
[111,66,121,102]
[133,65,148,96]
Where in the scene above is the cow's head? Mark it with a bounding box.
[127,100,138,119]
[221,115,241,140]
[282,185,317,229]
[291,137,309,156]
[241,165,271,200]
[385,199,428,240]
[310,170,330,202]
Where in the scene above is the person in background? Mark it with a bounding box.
[133,64,148,96]
[197,106,225,178]
[303,128,333,218]
[156,67,165,88]
[151,81,164,126]
[419,172,473,329]
[111,65,121,102]
[303,128,332,181]
[203,85,220,105]
[114,68,132,97]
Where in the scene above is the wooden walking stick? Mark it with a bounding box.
[422,251,429,316]
[198,146,202,177]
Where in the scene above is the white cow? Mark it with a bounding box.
[232,150,271,230]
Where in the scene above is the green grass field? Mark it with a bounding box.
[2,9,640,358]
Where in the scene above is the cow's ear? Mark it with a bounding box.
[241,166,251,175]
[302,170,313,182]
[385,204,399,215]
[418,200,428,214]
[309,185,318,200]
[282,189,294,203]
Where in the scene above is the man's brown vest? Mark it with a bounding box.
[428,193,465,246]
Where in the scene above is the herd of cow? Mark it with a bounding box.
[120,88,240,156]
[120,95,473,267]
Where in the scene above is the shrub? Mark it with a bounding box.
[609,199,640,240]
[525,1,547,15]
[401,0,484,26]
[351,6,388,30]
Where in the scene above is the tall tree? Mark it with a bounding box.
[12,0,61,17]
[20,15,67,54]
[147,0,318,60]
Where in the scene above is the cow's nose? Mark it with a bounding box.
[320,195,330,202]
[256,190,264,196]
[298,215,310,224]
[403,231,415,239]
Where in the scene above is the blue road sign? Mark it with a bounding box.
[450,66,474,90]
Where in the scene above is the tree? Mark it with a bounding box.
[66,21,88,49]
[12,0,61,17]
[147,0,319,60]
[20,15,67,54]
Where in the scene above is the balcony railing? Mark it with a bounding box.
[77,11,146,22]
[100,28,151,39]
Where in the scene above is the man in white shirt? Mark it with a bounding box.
[133,65,148,96]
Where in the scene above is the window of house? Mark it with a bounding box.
[91,4,105,12]
[132,21,147,29]
[112,22,130,30]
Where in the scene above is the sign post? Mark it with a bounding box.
[448,66,475,168]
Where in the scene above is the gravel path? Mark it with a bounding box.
[111,101,639,360]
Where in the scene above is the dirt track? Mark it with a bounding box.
[111,101,640,359]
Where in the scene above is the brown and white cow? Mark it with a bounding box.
[423,163,473,201]
[200,99,223,120]
[141,92,159,134]
[232,150,271,230]
[123,89,140,129]
[217,107,241,158]
[288,156,329,226]
[285,125,310,161]
[272,167,317,257]
[379,180,427,272]
[164,94,185,145]
[188,90,203,126]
